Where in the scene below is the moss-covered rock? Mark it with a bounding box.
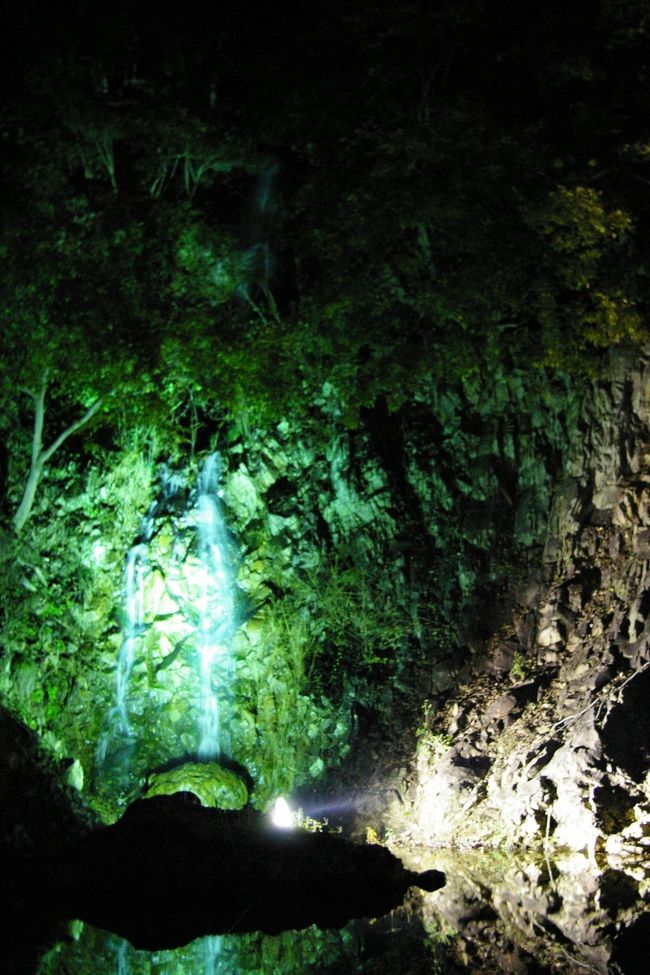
[145,761,249,809]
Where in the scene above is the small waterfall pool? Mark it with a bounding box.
[30,845,648,974]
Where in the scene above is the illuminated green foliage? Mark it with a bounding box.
[1,0,649,854]
[523,185,642,362]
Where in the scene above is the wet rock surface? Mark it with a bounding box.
[309,347,650,973]
[145,760,249,808]
[418,849,648,975]
[410,347,650,862]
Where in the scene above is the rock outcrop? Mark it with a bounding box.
[34,794,445,950]
[388,347,650,971]
[145,760,249,808]
[412,347,650,861]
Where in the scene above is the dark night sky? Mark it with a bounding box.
[1,0,632,167]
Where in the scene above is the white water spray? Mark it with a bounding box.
[195,453,236,759]
[96,501,158,768]
[114,543,147,736]
[97,456,235,768]
[203,933,223,975]
[116,939,129,975]
[96,467,182,769]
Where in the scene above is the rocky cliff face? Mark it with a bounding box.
[362,347,650,973]
[74,356,589,813]
[411,346,650,858]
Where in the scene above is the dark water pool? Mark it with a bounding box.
[31,850,648,975]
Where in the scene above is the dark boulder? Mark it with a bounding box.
[49,794,445,949]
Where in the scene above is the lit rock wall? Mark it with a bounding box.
[419,847,639,975]
[255,363,592,837]
[99,357,583,810]
[91,449,358,807]
[6,341,639,835]
[412,346,650,868]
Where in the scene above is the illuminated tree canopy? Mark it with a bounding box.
[0,0,647,476]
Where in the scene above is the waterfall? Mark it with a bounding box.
[116,939,129,975]
[195,453,235,759]
[96,497,158,770]
[96,457,236,970]
[203,934,223,975]
[237,155,281,300]
[97,454,235,769]
[255,157,280,213]
[114,543,147,736]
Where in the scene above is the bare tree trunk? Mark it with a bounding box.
[13,375,103,534]
[12,458,45,535]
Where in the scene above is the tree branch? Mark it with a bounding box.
[40,396,104,465]
[30,375,49,468]
[13,386,104,533]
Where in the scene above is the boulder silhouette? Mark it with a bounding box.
[50,793,445,949]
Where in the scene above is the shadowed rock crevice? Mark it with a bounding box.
[601,667,650,782]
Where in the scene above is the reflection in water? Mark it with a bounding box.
[104,934,228,975]
[418,847,648,974]
[36,848,648,975]
[39,925,362,975]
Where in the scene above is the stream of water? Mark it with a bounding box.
[95,494,159,771]
[96,454,235,772]
[195,453,236,759]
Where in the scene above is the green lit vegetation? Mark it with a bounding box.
[39,924,361,975]
[0,2,649,969]
[0,0,650,975]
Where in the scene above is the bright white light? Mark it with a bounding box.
[271,796,295,829]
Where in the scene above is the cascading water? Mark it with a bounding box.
[255,157,280,213]
[237,155,281,301]
[195,452,236,759]
[115,939,129,975]
[114,543,147,737]
[203,933,223,975]
[97,455,236,771]
[96,496,159,772]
